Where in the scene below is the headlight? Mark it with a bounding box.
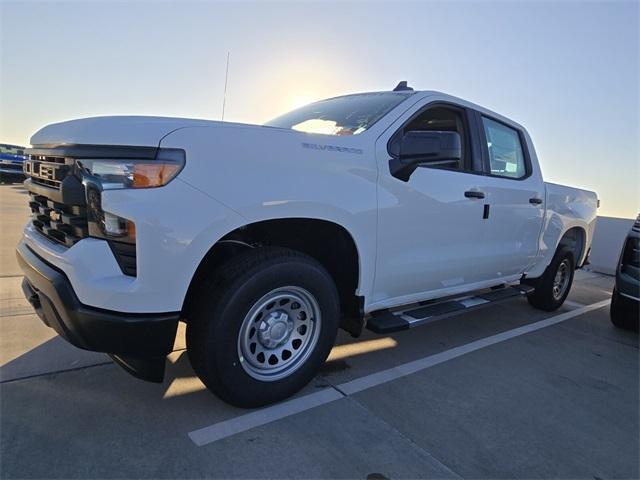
[76,150,184,243]
[76,156,184,189]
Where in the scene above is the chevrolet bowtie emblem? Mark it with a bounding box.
[49,210,61,222]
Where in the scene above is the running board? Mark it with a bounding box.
[366,284,535,334]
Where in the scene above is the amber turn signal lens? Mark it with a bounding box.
[132,163,182,188]
[126,220,136,240]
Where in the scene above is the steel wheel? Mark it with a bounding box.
[552,259,571,300]
[237,286,322,382]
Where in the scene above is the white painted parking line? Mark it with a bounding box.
[189,387,343,446]
[339,298,610,396]
[188,298,611,446]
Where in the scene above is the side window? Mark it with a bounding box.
[481,117,526,179]
[389,106,470,171]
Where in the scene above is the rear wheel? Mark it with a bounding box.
[186,247,339,408]
[527,247,575,311]
[610,287,639,332]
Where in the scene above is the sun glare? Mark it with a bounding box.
[292,118,339,135]
[327,337,398,362]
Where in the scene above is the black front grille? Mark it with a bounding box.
[29,154,66,164]
[24,156,71,189]
[28,193,88,247]
[24,147,137,277]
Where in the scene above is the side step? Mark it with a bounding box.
[366,284,534,334]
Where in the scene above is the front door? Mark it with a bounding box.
[372,104,496,308]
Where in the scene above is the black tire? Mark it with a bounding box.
[610,287,639,332]
[527,247,575,311]
[186,247,339,408]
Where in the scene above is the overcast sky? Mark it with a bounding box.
[1,0,638,218]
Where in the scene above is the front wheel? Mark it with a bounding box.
[527,247,575,311]
[186,247,339,408]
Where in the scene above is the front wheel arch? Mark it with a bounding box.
[182,218,363,331]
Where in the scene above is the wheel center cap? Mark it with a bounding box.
[270,321,287,340]
[258,311,293,348]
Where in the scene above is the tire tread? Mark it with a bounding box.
[186,246,338,407]
[527,246,575,311]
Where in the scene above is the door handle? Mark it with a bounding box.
[464,190,485,199]
[529,197,543,205]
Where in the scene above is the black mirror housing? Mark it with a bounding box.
[390,131,462,181]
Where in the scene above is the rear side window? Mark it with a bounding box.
[481,117,526,179]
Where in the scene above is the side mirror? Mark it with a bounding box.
[389,131,462,181]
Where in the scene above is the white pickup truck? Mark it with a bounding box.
[17,83,598,407]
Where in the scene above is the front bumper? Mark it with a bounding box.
[16,241,180,382]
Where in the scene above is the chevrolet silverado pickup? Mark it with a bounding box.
[17,83,598,407]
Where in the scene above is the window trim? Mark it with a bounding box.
[476,112,532,181]
[386,102,482,175]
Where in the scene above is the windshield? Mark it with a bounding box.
[264,92,412,136]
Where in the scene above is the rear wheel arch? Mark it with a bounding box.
[557,226,586,267]
[524,225,585,286]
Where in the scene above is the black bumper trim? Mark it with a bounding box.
[16,242,179,382]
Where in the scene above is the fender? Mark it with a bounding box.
[159,124,379,303]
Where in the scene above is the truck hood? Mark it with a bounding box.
[30,116,247,147]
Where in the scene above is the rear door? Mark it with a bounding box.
[472,112,545,279]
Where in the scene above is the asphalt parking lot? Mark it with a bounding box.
[1,183,638,479]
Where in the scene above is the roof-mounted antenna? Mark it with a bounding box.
[221,52,230,121]
[393,81,414,92]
